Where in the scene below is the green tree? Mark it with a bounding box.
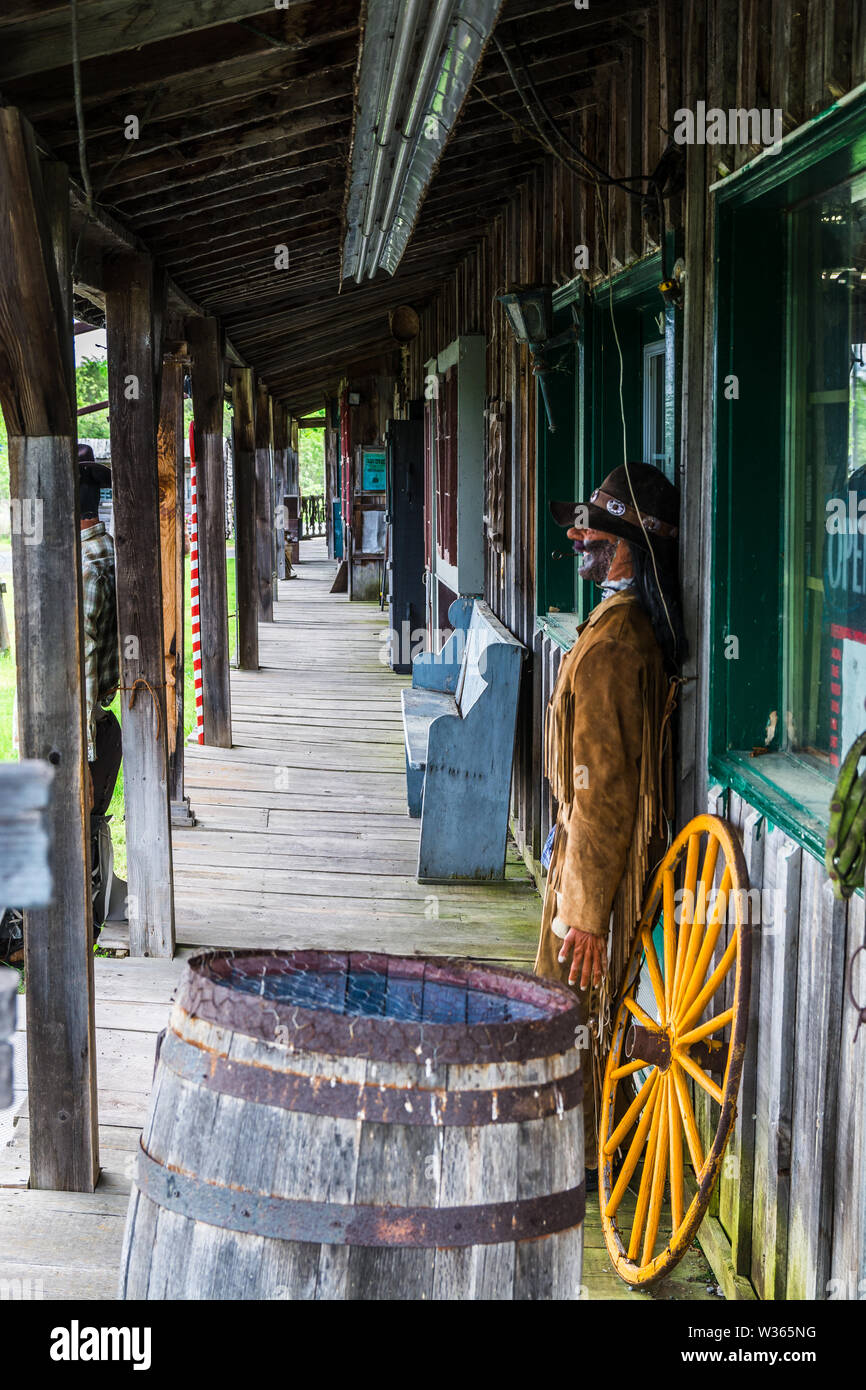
[298,414,325,496]
[76,356,110,438]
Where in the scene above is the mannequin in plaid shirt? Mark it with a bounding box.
[79,446,122,915]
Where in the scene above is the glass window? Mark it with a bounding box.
[643,339,667,472]
[785,175,866,777]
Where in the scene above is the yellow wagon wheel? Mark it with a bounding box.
[598,814,752,1288]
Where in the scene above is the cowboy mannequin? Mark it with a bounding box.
[535,461,685,1181]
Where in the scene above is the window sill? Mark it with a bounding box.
[536,611,583,652]
[709,750,834,864]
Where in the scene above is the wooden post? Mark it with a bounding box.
[273,402,288,581]
[186,316,233,746]
[255,380,274,621]
[104,251,176,958]
[158,346,193,823]
[232,366,259,669]
[0,111,98,1189]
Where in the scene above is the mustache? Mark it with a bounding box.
[572,537,611,555]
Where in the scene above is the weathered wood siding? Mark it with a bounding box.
[403,0,866,877]
[399,0,866,1296]
[707,790,866,1301]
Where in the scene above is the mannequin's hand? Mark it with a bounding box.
[558,928,607,990]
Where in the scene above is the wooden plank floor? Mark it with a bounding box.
[0,539,716,1301]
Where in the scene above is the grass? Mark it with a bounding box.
[0,540,237,882]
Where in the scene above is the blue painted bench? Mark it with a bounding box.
[400,598,524,882]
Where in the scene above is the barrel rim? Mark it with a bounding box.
[177,948,582,1064]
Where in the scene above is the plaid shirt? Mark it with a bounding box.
[81,522,120,760]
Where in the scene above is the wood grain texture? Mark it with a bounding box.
[0,761,53,909]
[750,830,800,1301]
[786,863,847,1298]
[232,366,259,670]
[157,357,184,760]
[1,126,99,1191]
[120,997,584,1300]
[104,251,176,959]
[829,888,866,1302]
[255,380,275,622]
[0,112,73,437]
[719,806,763,1274]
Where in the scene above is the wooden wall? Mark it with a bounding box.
[399,0,866,1296]
[405,0,866,874]
[707,787,866,1302]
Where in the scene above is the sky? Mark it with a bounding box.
[74,326,107,366]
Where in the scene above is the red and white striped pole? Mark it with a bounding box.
[188,420,204,745]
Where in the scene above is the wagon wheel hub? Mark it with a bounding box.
[624,1021,671,1072]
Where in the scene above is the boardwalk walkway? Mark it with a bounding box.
[0,540,714,1301]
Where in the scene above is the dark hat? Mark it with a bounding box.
[78,456,113,518]
[78,443,95,464]
[550,461,679,550]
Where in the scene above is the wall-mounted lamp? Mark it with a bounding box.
[498,286,580,432]
[659,257,686,309]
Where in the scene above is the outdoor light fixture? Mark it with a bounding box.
[343,0,505,285]
[498,286,580,432]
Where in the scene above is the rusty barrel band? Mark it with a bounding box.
[136,1146,585,1248]
[161,1028,582,1125]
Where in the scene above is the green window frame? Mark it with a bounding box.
[536,251,679,650]
[711,88,866,859]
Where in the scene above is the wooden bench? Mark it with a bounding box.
[400,598,524,881]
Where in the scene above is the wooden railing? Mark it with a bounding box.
[300,494,327,538]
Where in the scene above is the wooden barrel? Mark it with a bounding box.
[119,949,584,1300]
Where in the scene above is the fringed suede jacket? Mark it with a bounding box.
[539,590,676,1001]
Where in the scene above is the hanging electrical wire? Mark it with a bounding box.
[507,34,651,198]
[490,30,678,284]
[70,0,94,211]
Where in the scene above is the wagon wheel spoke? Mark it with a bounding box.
[670,833,701,1015]
[671,1059,705,1176]
[610,1056,647,1081]
[675,865,732,1025]
[678,1006,733,1049]
[662,870,676,1022]
[640,926,666,1022]
[641,1073,671,1265]
[627,1073,666,1260]
[623,994,657,1031]
[603,1066,657,1157]
[674,1047,724,1105]
[677,930,738,1036]
[668,1072,684,1231]
[604,1069,660,1219]
[672,834,720,1017]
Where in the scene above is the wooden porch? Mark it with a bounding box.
[0,540,714,1301]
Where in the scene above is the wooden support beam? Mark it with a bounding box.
[186,316,233,746]
[0,0,280,81]
[157,348,191,818]
[273,402,288,582]
[103,251,175,958]
[0,111,98,1190]
[232,366,259,669]
[255,380,274,622]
